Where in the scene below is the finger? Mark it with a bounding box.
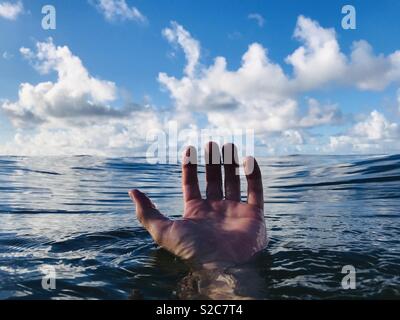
[182,146,201,203]
[222,143,241,201]
[244,157,264,210]
[205,141,223,200]
[129,189,172,245]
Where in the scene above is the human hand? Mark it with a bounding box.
[129,142,267,269]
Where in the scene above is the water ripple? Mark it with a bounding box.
[0,154,399,299]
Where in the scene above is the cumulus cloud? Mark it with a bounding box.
[0,39,161,155]
[2,15,400,156]
[0,112,160,156]
[92,0,146,23]
[159,42,296,133]
[286,16,347,91]
[348,40,400,91]
[0,0,23,20]
[283,129,304,145]
[286,16,400,91]
[162,21,200,77]
[329,111,400,153]
[1,38,126,127]
[299,98,343,128]
[158,17,400,153]
[158,20,343,137]
[248,13,265,27]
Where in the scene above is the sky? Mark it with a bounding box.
[1,0,400,156]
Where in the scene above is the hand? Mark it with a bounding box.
[129,142,267,269]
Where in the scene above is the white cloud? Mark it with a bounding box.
[158,18,400,152]
[286,15,347,91]
[0,112,160,156]
[283,129,304,145]
[162,21,200,77]
[286,16,400,92]
[248,13,265,27]
[19,47,32,58]
[159,41,296,133]
[353,110,398,140]
[2,39,122,127]
[329,111,400,153]
[0,39,161,155]
[348,40,400,91]
[299,98,342,128]
[0,0,23,20]
[2,16,400,156]
[92,0,146,23]
[158,21,343,138]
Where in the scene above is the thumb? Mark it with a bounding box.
[128,189,172,245]
[129,189,156,210]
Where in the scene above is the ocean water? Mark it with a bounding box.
[0,154,399,300]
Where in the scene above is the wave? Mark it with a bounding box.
[0,154,399,299]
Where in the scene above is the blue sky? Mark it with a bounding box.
[1,0,400,156]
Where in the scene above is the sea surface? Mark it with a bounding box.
[0,154,399,299]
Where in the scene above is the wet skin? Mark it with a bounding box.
[129,142,267,269]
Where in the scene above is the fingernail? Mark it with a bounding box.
[244,157,255,175]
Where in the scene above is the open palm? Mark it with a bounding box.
[129,142,267,269]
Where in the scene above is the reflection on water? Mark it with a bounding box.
[0,154,399,299]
